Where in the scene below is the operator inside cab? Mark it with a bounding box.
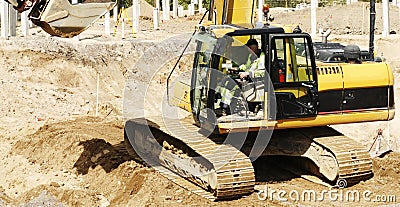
[215,38,266,117]
[238,39,266,79]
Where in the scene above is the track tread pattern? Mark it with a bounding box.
[313,135,373,185]
[143,117,255,200]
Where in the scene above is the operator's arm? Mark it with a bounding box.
[239,52,265,79]
[239,55,253,71]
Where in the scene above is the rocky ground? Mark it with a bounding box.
[0,3,399,206]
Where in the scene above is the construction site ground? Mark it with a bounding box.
[0,3,400,206]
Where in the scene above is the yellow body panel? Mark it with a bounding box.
[317,62,393,91]
[233,36,251,46]
[217,109,394,133]
[317,65,343,91]
[213,29,236,38]
[215,0,253,25]
[170,81,191,113]
[172,60,394,131]
[341,62,390,88]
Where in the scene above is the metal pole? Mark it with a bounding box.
[132,0,139,33]
[382,0,389,37]
[21,10,29,36]
[1,0,9,38]
[9,5,16,37]
[178,5,184,17]
[113,5,118,22]
[162,0,169,21]
[156,0,160,9]
[153,8,159,29]
[311,0,317,37]
[369,0,376,59]
[362,3,365,35]
[172,0,177,18]
[258,0,263,22]
[96,72,99,116]
[189,3,195,16]
[199,0,203,13]
[105,11,110,35]
[121,15,125,38]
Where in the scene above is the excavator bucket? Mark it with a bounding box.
[27,0,116,37]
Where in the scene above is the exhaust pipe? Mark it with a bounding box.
[369,0,376,60]
[319,29,331,44]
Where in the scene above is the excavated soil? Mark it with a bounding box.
[0,4,400,206]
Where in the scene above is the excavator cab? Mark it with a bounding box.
[190,28,318,131]
[5,0,115,37]
[268,33,319,119]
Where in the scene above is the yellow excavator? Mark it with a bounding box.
[4,0,115,37]
[124,0,395,200]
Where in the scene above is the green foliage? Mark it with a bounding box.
[145,0,154,6]
[118,0,131,9]
[177,0,211,9]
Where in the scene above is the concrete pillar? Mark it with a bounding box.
[153,8,159,29]
[162,0,169,21]
[399,4,400,25]
[172,0,177,18]
[178,5,184,17]
[21,10,29,36]
[382,0,389,36]
[9,5,16,37]
[258,0,263,22]
[199,0,203,13]
[105,11,110,35]
[311,0,317,37]
[346,0,351,4]
[113,5,118,22]
[71,0,80,40]
[188,3,195,16]
[71,0,80,39]
[132,0,139,33]
[121,12,125,38]
[392,0,397,6]
[156,0,160,9]
[1,0,9,38]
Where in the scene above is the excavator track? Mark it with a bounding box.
[124,117,255,200]
[264,126,373,187]
[301,127,373,187]
[125,116,372,200]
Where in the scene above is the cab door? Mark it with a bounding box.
[268,34,319,120]
[190,33,221,131]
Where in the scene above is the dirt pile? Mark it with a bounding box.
[373,152,400,181]
[2,117,209,206]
